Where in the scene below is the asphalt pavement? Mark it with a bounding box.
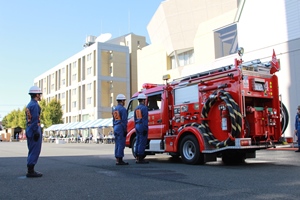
[1,141,134,200]
[0,141,299,200]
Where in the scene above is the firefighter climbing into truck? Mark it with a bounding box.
[125,48,289,165]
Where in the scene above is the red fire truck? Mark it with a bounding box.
[125,49,289,165]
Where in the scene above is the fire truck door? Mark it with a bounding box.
[147,93,165,139]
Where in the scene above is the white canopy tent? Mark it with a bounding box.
[59,122,80,131]
[45,118,113,132]
[89,118,113,128]
[44,124,64,131]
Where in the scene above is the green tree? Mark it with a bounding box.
[2,116,8,128]
[5,110,17,128]
[2,98,63,129]
[40,99,52,128]
[48,99,63,125]
[19,107,26,129]
[3,108,26,128]
[39,98,63,128]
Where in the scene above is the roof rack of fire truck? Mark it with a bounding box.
[241,59,271,70]
[172,64,234,83]
[240,59,272,75]
[172,58,272,84]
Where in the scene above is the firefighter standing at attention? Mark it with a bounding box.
[25,86,43,177]
[134,93,149,164]
[112,94,129,165]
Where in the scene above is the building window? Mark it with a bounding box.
[62,104,65,110]
[73,61,77,68]
[62,79,65,85]
[72,88,76,95]
[51,84,54,90]
[170,49,194,69]
[87,67,92,75]
[72,74,77,81]
[72,101,76,108]
[214,24,238,59]
[87,53,92,61]
[87,97,92,105]
[62,67,65,73]
[62,92,65,99]
[87,83,92,91]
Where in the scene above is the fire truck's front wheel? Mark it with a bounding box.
[180,135,204,165]
[131,136,146,159]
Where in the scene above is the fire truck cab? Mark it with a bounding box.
[125,49,289,165]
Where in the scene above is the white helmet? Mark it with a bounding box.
[116,94,126,101]
[137,93,147,100]
[28,86,42,94]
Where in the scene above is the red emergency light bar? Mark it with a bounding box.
[142,83,158,89]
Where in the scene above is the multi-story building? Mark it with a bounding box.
[34,33,146,124]
[137,0,300,138]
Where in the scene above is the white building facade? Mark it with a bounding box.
[34,33,146,124]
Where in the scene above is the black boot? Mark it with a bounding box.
[26,165,43,178]
[116,158,129,165]
[295,148,300,152]
[136,156,149,164]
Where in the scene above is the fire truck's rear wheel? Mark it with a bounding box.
[180,135,204,165]
[131,136,146,159]
[280,102,289,134]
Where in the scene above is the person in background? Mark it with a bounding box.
[85,132,93,143]
[108,130,115,143]
[295,105,300,152]
[112,94,129,165]
[97,132,104,144]
[25,86,43,178]
[134,93,149,164]
[109,131,113,136]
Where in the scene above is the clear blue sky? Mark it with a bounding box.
[0,0,163,120]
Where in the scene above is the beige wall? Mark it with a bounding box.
[138,0,238,88]
[101,80,111,107]
[194,10,237,64]
[127,34,147,96]
[101,51,110,76]
[112,52,127,78]
[137,43,168,89]
[148,0,238,55]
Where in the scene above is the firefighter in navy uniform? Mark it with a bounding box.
[134,93,149,164]
[112,94,129,165]
[25,86,43,177]
[295,105,300,152]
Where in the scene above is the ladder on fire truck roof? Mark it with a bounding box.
[173,64,234,83]
[173,59,272,83]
